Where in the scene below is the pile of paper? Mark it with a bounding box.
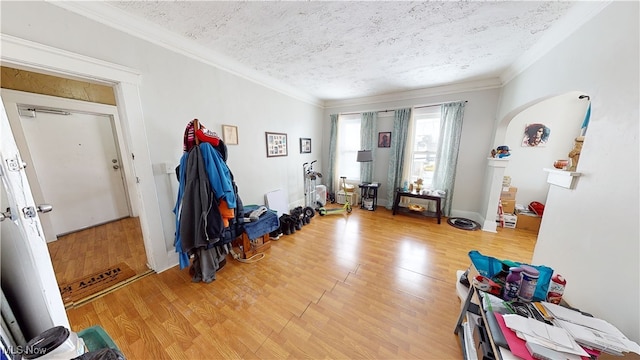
[503,314,589,359]
[541,302,640,356]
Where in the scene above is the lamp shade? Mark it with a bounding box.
[356,150,373,162]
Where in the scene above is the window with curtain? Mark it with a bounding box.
[337,114,361,182]
[406,106,442,188]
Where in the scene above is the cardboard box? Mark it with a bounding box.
[501,199,515,214]
[503,214,517,228]
[517,213,541,232]
[500,186,518,201]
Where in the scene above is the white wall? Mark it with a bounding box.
[0,1,324,253]
[504,91,588,206]
[323,87,501,219]
[497,2,639,342]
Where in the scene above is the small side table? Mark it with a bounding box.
[392,189,443,224]
[359,183,380,211]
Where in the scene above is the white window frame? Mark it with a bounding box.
[336,114,361,185]
[404,106,442,189]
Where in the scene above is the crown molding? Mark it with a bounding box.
[324,78,502,109]
[1,34,141,85]
[48,1,324,107]
[500,1,612,85]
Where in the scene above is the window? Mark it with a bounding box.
[337,114,361,182]
[406,106,441,187]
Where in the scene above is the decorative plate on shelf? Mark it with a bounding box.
[408,204,425,212]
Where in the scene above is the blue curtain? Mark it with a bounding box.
[327,114,338,195]
[432,101,466,216]
[360,112,377,183]
[386,108,411,209]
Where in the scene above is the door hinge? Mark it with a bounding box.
[132,153,135,160]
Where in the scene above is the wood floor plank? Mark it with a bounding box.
[48,217,149,290]
[66,208,536,358]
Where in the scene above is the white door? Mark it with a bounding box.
[16,108,129,236]
[1,90,132,240]
[0,97,69,340]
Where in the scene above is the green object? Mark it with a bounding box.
[78,326,119,352]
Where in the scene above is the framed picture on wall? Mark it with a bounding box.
[521,123,551,147]
[265,132,288,157]
[378,132,391,148]
[300,138,311,153]
[222,125,238,145]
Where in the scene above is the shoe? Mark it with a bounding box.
[288,216,297,234]
[269,229,282,240]
[279,215,291,235]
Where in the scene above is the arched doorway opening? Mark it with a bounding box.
[481,91,590,231]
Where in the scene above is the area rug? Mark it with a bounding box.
[447,217,481,231]
[59,262,136,307]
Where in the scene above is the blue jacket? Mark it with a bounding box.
[173,143,236,269]
[200,142,236,209]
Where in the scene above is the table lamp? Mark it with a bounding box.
[356,150,373,162]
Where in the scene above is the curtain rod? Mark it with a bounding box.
[339,100,468,116]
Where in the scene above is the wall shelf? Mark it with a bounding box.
[487,157,509,168]
[544,168,581,189]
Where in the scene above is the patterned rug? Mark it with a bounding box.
[59,262,136,307]
[447,217,481,231]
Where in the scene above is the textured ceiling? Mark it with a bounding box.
[106,1,581,101]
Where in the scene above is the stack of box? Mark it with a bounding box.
[496,176,543,232]
[499,176,518,228]
[516,209,542,232]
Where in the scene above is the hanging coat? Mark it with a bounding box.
[174,145,224,268]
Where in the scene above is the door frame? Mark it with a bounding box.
[1,34,175,272]
[2,89,134,241]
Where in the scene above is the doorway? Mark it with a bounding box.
[1,89,151,305]
[1,35,172,334]
[14,106,130,236]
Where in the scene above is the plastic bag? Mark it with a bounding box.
[468,250,553,302]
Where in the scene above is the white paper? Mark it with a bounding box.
[541,302,626,338]
[557,319,640,355]
[523,334,589,357]
[503,314,574,349]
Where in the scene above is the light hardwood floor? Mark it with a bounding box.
[66,208,537,359]
[47,217,150,287]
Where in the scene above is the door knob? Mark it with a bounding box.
[37,204,53,213]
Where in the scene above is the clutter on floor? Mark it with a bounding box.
[456,250,640,358]
[497,176,544,233]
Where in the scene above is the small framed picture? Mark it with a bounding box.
[222,125,239,145]
[378,132,391,148]
[521,123,551,147]
[300,138,311,154]
[265,132,288,157]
